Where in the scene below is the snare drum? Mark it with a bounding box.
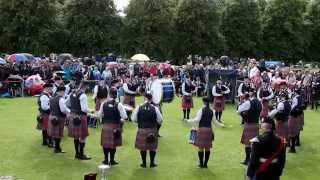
[151,79,175,104]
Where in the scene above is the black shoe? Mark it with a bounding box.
[110,161,119,166]
[102,160,109,165]
[288,149,296,153]
[140,164,147,168]
[54,149,66,153]
[79,154,91,160]
[241,161,248,165]
[75,154,80,159]
[150,163,157,168]
[203,164,208,168]
[198,164,204,168]
[296,142,301,147]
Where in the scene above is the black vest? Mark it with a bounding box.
[241,84,252,94]
[246,99,262,123]
[199,107,213,128]
[128,83,137,91]
[38,93,50,114]
[102,100,121,124]
[276,101,291,122]
[97,85,108,99]
[50,95,65,117]
[137,103,157,128]
[259,89,271,98]
[70,90,86,115]
[184,82,192,93]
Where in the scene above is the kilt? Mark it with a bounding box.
[48,115,66,138]
[95,98,102,111]
[260,100,269,119]
[214,96,225,112]
[195,128,213,149]
[123,94,136,108]
[37,113,49,131]
[101,123,122,149]
[181,95,193,109]
[68,113,89,139]
[298,113,304,131]
[288,116,300,138]
[135,128,158,151]
[275,121,288,139]
[241,123,259,145]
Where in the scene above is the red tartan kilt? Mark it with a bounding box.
[288,116,300,137]
[260,101,269,118]
[135,128,158,151]
[48,116,66,138]
[123,94,136,107]
[37,114,49,131]
[275,121,289,139]
[68,114,89,139]
[95,98,102,111]
[181,95,193,109]
[101,123,122,149]
[214,96,225,112]
[195,128,213,149]
[241,123,259,145]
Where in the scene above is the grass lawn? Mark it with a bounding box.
[0,96,320,180]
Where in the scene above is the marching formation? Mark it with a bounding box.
[34,59,317,180]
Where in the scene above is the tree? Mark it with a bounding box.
[122,0,175,60]
[64,0,122,56]
[262,0,307,61]
[221,0,261,58]
[173,0,223,64]
[306,0,320,60]
[0,0,59,55]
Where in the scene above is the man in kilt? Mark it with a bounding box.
[246,117,286,180]
[97,88,127,165]
[269,92,291,142]
[93,80,109,112]
[238,92,262,165]
[48,85,70,153]
[66,80,92,160]
[257,81,274,119]
[212,80,230,123]
[132,92,163,168]
[181,75,196,120]
[123,78,138,120]
[187,97,214,168]
[288,88,305,153]
[37,83,53,147]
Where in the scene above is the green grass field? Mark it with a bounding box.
[0,97,320,180]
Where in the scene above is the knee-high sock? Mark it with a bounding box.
[42,130,48,145]
[103,148,110,162]
[215,112,219,121]
[218,112,222,121]
[183,109,186,119]
[110,149,117,162]
[74,139,80,155]
[244,147,251,163]
[140,151,147,165]
[198,151,204,166]
[55,138,61,150]
[150,151,156,165]
[290,137,296,151]
[296,133,301,146]
[186,109,190,119]
[79,142,86,155]
[204,151,211,166]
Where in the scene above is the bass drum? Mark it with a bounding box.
[151,79,175,104]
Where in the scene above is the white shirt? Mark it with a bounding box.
[187,106,223,127]
[181,82,192,96]
[131,102,163,124]
[291,96,299,109]
[123,83,137,95]
[79,93,89,113]
[59,98,70,114]
[257,87,274,101]
[269,102,285,118]
[249,67,259,79]
[238,100,251,113]
[40,94,50,111]
[212,85,230,97]
[97,99,128,122]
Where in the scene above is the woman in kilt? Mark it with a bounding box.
[132,93,163,168]
[238,92,262,165]
[48,86,70,153]
[97,88,127,165]
[181,76,196,120]
[66,81,93,160]
[187,97,214,168]
[37,83,53,147]
[212,80,230,123]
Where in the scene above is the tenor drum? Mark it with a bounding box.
[151,79,175,104]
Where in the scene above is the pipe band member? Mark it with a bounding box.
[181,75,196,120]
[257,81,274,119]
[187,97,214,168]
[132,93,163,168]
[123,78,139,120]
[48,85,70,153]
[37,83,53,147]
[66,80,93,160]
[238,92,262,165]
[212,80,230,123]
[97,88,128,165]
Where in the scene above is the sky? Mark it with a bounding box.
[114,0,130,12]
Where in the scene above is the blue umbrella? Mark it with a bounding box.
[0,57,6,64]
[8,54,28,62]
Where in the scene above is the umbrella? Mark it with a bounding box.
[7,54,28,62]
[131,54,150,62]
[20,53,35,61]
[58,53,73,61]
[0,57,6,65]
